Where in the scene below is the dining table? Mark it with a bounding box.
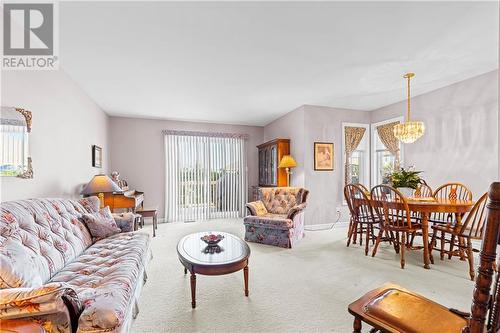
[369,197,475,269]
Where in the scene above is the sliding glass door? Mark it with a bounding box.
[164,132,247,222]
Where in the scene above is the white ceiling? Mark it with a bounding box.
[60,1,499,126]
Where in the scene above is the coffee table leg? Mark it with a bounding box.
[190,273,196,308]
[244,265,249,296]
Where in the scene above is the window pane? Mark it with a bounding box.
[375,150,395,185]
[348,150,364,185]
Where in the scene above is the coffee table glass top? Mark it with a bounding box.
[177,231,250,266]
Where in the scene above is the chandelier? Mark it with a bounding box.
[393,73,425,143]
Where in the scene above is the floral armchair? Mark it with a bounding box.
[244,187,309,248]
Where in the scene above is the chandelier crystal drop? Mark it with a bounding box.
[393,73,425,143]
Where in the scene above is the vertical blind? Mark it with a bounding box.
[164,131,248,222]
[0,124,28,175]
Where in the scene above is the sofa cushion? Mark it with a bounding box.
[50,232,150,332]
[78,197,101,213]
[0,199,93,285]
[81,207,121,241]
[0,239,44,288]
[243,214,293,229]
[112,212,136,233]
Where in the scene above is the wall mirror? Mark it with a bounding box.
[0,107,33,178]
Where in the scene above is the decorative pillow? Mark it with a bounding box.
[0,239,43,288]
[248,201,268,216]
[81,206,121,241]
[78,196,100,213]
[112,212,135,232]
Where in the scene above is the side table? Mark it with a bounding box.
[136,207,158,237]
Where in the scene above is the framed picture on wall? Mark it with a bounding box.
[92,145,102,168]
[314,142,334,171]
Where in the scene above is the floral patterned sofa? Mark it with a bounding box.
[244,187,309,248]
[0,197,152,333]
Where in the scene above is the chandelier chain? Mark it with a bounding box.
[407,74,411,121]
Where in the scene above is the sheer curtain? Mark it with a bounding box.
[164,131,248,222]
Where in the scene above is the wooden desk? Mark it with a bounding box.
[369,197,474,269]
[136,208,158,237]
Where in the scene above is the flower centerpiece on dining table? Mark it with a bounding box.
[389,167,423,197]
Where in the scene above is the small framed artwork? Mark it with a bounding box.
[92,145,102,168]
[314,142,334,171]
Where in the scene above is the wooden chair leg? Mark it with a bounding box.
[353,316,362,333]
[409,231,416,247]
[371,225,376,245]
[347,220,355,247]
[466,240,475,281]
[372,229,383,257]
[394,231,400,254]
[388,230,395,245]
[365,224,370,256]
[352,221,358,244]
[440,230,446,260]
[400,232,406,269]
[359,225,364,246]
[429,231,437,264]
[449,234,456,260]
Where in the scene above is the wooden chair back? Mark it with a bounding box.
[414,183,433,198]
[458,192,488,240]
[356,183,370,194]
[370,185,412,229]
[467,183,500,333]
[344,184,374,224]
[431,183,473,224]
[433,182,473,201]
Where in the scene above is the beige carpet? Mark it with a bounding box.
[132,219,474,333]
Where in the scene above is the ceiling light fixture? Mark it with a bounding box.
[393,72,425,143]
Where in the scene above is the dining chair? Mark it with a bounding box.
[348,182,500,333]
[414,182,433,198]
[356,183,370,194]
[429,192,488,280]
[370,185,423,269]
[430,182,473,224]
[344,184,378,255]
[407,182,434,247]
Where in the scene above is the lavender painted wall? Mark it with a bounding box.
[109,117,264,219]
[1,70,110,201]
[371,70,499,198]
[264,104,371,225]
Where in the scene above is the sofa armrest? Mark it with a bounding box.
[0,282,81,332]
[112,212,136,232]
[245,201,268,216]
[287,202,307,220]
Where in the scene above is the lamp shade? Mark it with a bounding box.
[279,155,297,168]
[81,174,122,195]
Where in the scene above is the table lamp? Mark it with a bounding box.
[81,174,123,208]
[279,155,297,187]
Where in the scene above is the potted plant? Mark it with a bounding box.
[389,167,422,197]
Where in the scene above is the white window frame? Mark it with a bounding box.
[342,122,370,190]
[370,117,404,186]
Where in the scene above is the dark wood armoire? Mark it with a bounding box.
[257,138,290,187]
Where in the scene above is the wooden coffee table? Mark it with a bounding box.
[177,231,251,308]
